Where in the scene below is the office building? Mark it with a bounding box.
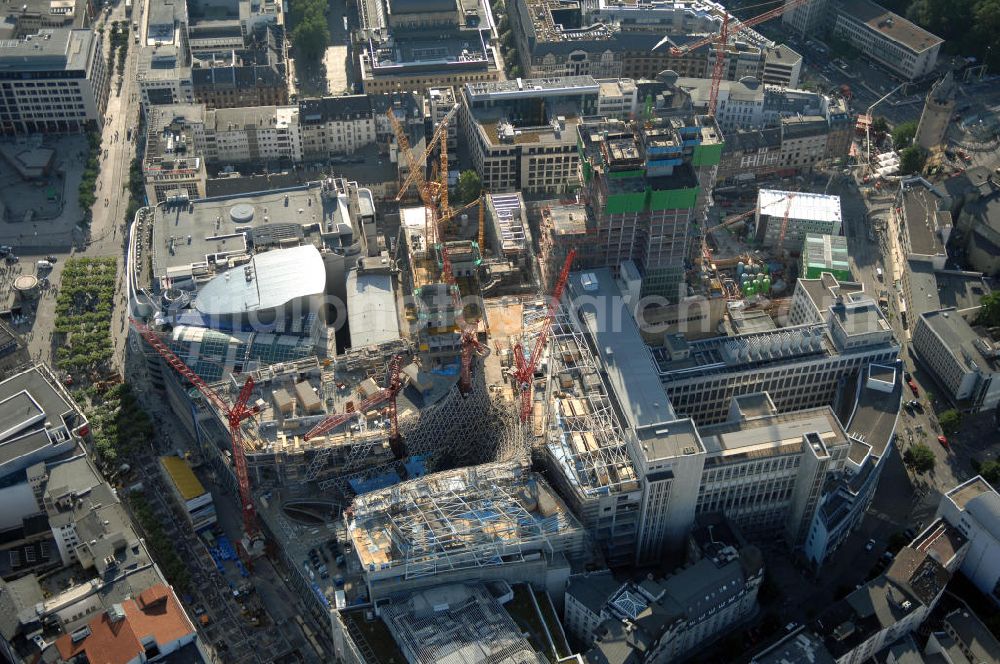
[357,0,501,94]
[762,44,803,88]
[203,105,301,164]
[802,234,852,282]
[656,294,897,426]
[895,178,952,271]
[345,460,587,601]
[569,116,722,298]
[143,104,209,204]
[566,525,763,663]
[137,43,195,107]
[0,29,109,135]
[781,0,830,39]
[829,0,942,81]
[805,363,903,568]
[937,476,1000,606]
[0,0,91,38]
[912,309,1000,413]
[755,190,843,251]
[159,455,217,532]
[915,72,957,151]
[427,86,459,150]
[0,364,88,481]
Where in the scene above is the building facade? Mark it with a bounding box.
[829,0,942,81]
[755,190,843,251]
[0,29,109,135]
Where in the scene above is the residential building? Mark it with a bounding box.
[571,116,722,298]
[427,86,458,150]
[927,608,1000,663]
[752,626,835,664]
[298,95,376,160]
[814,546,953,664]
[357,0,501,94]
[656,294,897,426]
[915,72,957,151]
[159,455,217,532]
[0,364,88,481]
[780,114,834,174]
[190,22,287,108]
[0,29,109,135]
[143,104,208,204]
[565,521,763,662]
[203,105,301,164]
[937,477,1000,606]
[802,234,852,282]
[717,127,783,185]
[912,309,1000,412]
[829,0,942,81]
[755,190,843,251]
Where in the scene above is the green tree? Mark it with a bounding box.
[977,459,1000,486]
[892,121,918,148]
[871,116,890,134]
[904,444,936,474]
[292,12,330,61]
[978,291,1000,327]
[456,170,482,204]
[899,146,927,175]
[939,409,961,435]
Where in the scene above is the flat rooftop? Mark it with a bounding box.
[946,476,996,510]
[699,406,847,459]
[901,182,946,256]
[838,0,943,53]
[567,269,676,429]
[921,308,1000,373]
[636,418,703,464]
[150,185,330,280]
[759,190,842,224]
[0,29,93,71]
[845,363,901,459]
[798,273,864,315]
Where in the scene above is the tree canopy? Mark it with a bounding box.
[899,146,927,175]
[892,121,918,149]
[938,409,961,435]
[978,291,1000,327]
[456,170,482,204]
[904,444,936,474]
[871,116,890,134]
[890,0,1000,72]
[290,0,329,62]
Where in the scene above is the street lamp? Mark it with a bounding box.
[866,83,906,177]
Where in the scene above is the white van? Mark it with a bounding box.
[876,267,884,280]
[37,260,53,271]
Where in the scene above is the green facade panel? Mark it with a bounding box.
[692,142,723,167]
[608,169,645,179]
[605,192,647,214]
[649,187,699,211]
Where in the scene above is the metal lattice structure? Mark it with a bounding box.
[541,302,639,497]
[348,461,584,580]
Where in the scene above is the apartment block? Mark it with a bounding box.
[0,29,109,135]
[566,528,763,662]
[204,105,301,164]
[755,190,843,251]
[937,477,1000,607]
[190,22,287,108]
[570,116,722,298]
[912,309,1000,413]
[298,95,376,160]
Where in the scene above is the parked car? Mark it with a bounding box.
[5,255,18,264]
[907,380,919,396]
[937,435,949,449]
[45,255,57,263]
[865,538,876,552]
[909,400,924,413]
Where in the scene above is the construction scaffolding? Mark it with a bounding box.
[541,302,638,498]
[347,460,586,581]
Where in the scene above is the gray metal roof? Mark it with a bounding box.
[194,244,326,316]
[0,366,82,478]
[567,269,676,430]
[347,269,400,349]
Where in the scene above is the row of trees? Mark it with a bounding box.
[903,0,1000,73]
[77,133,102,219]
[76,383,155,467]
[289,0,330,63]
[128,493,192,592]
[53,257,118,374]
[492,1,523,79]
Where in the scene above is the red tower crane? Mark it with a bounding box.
[510,249,576,422]
[303,355,406,457]
[130,319,262,546]
[653,0,813,116]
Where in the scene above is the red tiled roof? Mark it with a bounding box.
[54,584,195,664]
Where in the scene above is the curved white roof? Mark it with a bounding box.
[194,244,326,316]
